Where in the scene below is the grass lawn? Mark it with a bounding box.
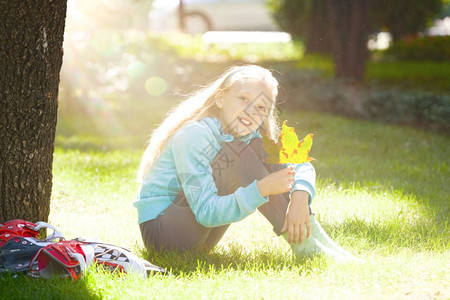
[1,101,449,299]
[294,54,450,93]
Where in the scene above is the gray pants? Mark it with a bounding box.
[140,138,291,251]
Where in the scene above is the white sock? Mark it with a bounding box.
[283,215,363,263]
[309,215,358,260]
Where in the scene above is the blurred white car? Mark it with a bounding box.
[149,0,278,34]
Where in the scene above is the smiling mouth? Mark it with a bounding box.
[238,117,253,126]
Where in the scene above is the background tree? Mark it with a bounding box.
[269,0,443,81]
[326,0,370,81]
[0,1,67,223]
[370,0,442,41]
[268,0,332,54]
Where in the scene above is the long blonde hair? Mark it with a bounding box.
[137,65,281,182]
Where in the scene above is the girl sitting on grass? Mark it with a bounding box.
[134,65,356,262]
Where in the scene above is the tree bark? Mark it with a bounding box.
[0,1,67,223]
[305,0,332,54]
[326,0,370,81]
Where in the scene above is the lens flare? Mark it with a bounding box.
[145,76,167,96]
[127,61,146,78]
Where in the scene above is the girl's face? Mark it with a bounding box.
[216,80,275,137]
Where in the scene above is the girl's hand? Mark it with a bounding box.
[281,191,311,244]
[256,166,295,197]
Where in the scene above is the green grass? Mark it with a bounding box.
[1,103,449,298]
[366,60,450,92]
[291,54,450,92]
[152,32,305,62]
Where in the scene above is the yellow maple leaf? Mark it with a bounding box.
[262,120,315,164]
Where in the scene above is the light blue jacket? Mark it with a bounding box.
[134,117,316,227]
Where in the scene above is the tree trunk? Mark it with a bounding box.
[305,0,332,54]
[326,0,370,81]
[0,1,67,223]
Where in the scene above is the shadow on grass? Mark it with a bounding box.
[322,216,449,253]
[139,213,449,277]
[0,272,102,300]
[139,244,328,277]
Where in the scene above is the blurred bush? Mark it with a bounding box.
[366,90,450,131]
[385,35,450,61]
[275,68,450,133]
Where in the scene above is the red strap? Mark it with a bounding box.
[0,219,39,247]
[30,241,86,280]
[40,241,85,267]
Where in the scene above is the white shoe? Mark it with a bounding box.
[289,235,350,263]
[284,215,363,263]
[309,215,360,262]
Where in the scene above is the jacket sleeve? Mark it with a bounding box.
[289,162,316,205]
[170,125,269,227]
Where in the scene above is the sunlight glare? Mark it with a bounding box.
[203,31,292,44]
[127,61,146,78]
[90,30,123,57]
[145,76,167,97]
[152,0,179,10]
